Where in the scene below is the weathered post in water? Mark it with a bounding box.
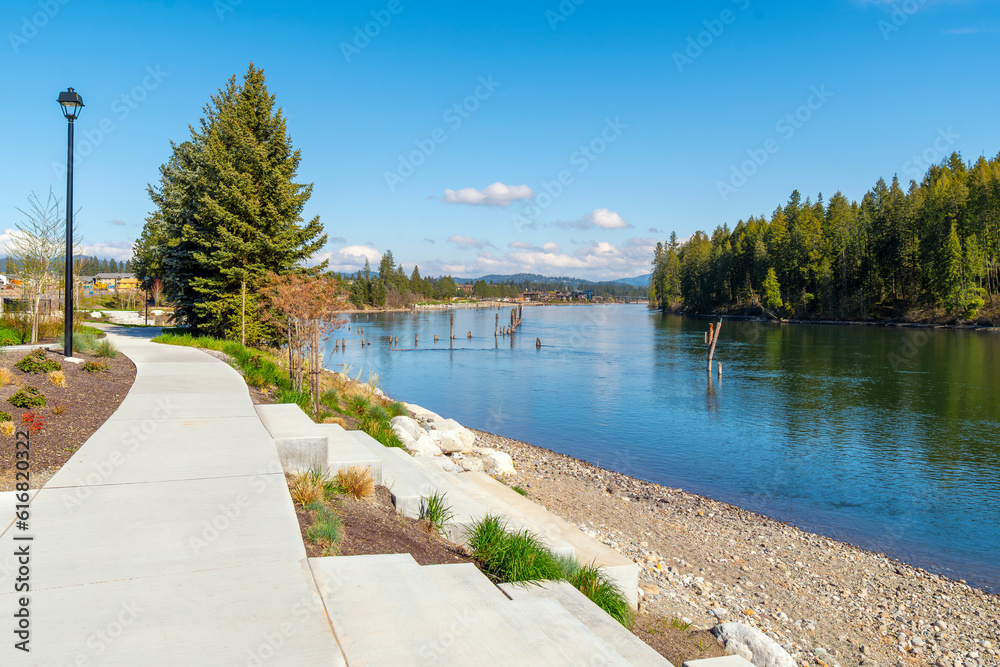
[536,337,541,349]
[495,313,499,338]
[415,334,419,346]
[707,319,722,374]
[450,314,455,340]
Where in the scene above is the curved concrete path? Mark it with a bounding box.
[0,327,345,666]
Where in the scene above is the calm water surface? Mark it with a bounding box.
[330,305,1000,592]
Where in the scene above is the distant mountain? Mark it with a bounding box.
[456,273,645,287]
[613,274,651,288]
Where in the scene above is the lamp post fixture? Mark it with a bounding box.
[58,87,84,359]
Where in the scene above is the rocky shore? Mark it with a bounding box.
[468,429,999,667]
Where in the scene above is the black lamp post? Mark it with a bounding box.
[58,87,83,358]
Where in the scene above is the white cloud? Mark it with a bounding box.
[552,208,632,230]
[448,235,493,250]
[421,237,657,281]
[310,244,382,272]
[586,208,631,229]
[109,219,127,227]
[80,241,134,261]
[442,182,534,207]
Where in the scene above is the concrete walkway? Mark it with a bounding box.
[0,327,344,665]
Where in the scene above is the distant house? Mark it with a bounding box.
[93,272,139,292]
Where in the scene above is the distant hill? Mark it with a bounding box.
[613,274,651,288]
[458,273,648,288]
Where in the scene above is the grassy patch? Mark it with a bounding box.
[419,492,454,536]
[94,339,119,359]
[305,504,343,556]
[334,466,374,500]
[467,515,634,628]
[511,485,528,497]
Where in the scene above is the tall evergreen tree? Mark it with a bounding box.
[140,63,327,334]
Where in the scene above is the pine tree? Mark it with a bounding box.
[140,63,327,335]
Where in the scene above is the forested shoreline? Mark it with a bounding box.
[650,152,1000,324]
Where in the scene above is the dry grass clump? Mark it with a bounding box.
[335,465,374,500]
[0,368,12,386]
[0,421,14,437]
[322,416,346,427]
[288,471,326,507]
[48,370,67,387]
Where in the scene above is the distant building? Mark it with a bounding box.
[93,272,139,292]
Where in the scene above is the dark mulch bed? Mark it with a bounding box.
[632,615,727,665]
[0,346,136,491]
[296,486,473,565]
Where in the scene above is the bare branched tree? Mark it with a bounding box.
[7,191,63,343]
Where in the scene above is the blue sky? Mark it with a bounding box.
[2,0,999,281]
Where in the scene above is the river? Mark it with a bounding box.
[328,304,1000,593]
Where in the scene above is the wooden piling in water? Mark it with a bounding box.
[434,334,439,342]
[495,314,499,338]
[450,314,455,339]
[467,331,472,339]
[707,319,722,374]
[536,337,541,349]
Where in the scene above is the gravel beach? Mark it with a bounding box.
[470,429,1000,667]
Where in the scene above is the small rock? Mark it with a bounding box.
[639,583,660,596]
[713,622,796,667]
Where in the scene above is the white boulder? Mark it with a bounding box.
[483,451,516,477]
[712,623,796,667]
[403,402,443,425]
[90,311,102,318]
[431,430,472,454]
[407,434,442,458]
[430,419,476,449]
[424,456,462,473]
[390,416,424,441]
[454,456,484,473]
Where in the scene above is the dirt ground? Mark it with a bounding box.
[0,345,135,491]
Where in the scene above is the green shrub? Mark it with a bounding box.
[511,486,528,497]
[0,411,10,422]
[365,404,390,422]
[359,414,405,448]
[419,492,454,536]
[9,386,46,408]
[0,327,19,346]
[306,505,343,555]
[15,351,61,374]
[94,339,119,358]
[320,389,340,410]
[386,401,409,418]
[348,395,370,416]
[80,361,110,373]
[564,563,634,628]
[467,516,634,627]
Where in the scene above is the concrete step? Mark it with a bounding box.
[428,465,577,558]
[254,403,327,472]
[309,553,507,665]
[423,562,634,665]
[500,580,673,666]
[463,471,639,609]
[316,424,383,485]
[404,455,562,549]
[683,657,755,667]
[348,432,441,518]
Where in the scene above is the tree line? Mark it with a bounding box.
[650,152,1000,322]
